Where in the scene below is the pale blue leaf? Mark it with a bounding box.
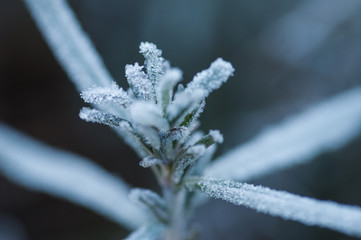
[23,0,113,91]
[206,87,361,181]
[0,123,149,230]
[186,177,361,238]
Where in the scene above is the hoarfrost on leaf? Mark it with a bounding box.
[80,82,131,108]
[156,67,182,112]
[139,157,164,168]
[130,101,169,131]
[125,63,154,101]
[185,177,361,238]
[79,107,123,127]
[0,123,149,230]
[139,42,164,86]
[206,86,361,181]
[130,188,168,222]
[185,58,234,97]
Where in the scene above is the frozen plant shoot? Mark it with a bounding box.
[79,42,234,239]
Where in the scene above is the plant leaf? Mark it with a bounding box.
[185,58,234,97]
[206,86,361,181]
[23,0,113,91]
[0,123,149,230]
[80,82,131,108]
[129,188,168,222]
[125,63,154,101]
[139,42,164,86]
[185,177,361,238]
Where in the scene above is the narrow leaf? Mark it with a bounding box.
[23,0,113,91]
[79,107,123,127]
[185,58,234,97]
[172,145,206,183]
[125,63,154,101]
[130,102,169,131]
[206,86,361,181]
[139,157,164,168]
[156,68,182,111]
[0,123,149,229]
[139,42,164,86]
[130,188,168,222]
[167,90,206,127]
[195,130,224,148]
[80,82,131,108]
[186,177,361,238]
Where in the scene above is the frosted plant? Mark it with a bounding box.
[1,0,361,239]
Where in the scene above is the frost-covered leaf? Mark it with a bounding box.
[195,130,223,148]
[191,145,217,176]
[125,63,154,101]
[130,101,169,131]
[124,224,166,240]
[206,86,361,181]
[0,123,149,229]
[79,107,123,127]
[130,188,168,222]
[156,68,182,111]
[135,125,161,151]
[80,82,131,108]
[186,177,361,238]
[23,0,113,91]
[172,145,207,183]
[139,157,164,168]
[185,58,234,97]
[113,122,151,158]
[167,90,206,127]
[139,42,164,86]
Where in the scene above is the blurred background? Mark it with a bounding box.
[1,0,361,239]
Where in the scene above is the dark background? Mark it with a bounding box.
[1,0,361,239]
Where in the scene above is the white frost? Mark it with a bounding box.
[206,86,361,181]
[186,177,361,238]
[80,82,131,108]
[23,0,113,91]
[156,68,182,111]
[0,123,148,229]
[125,63,154,101]
[79,107,123,127]
[186,58,234,97]
[139,42,164,86]
[130,101,169,131]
